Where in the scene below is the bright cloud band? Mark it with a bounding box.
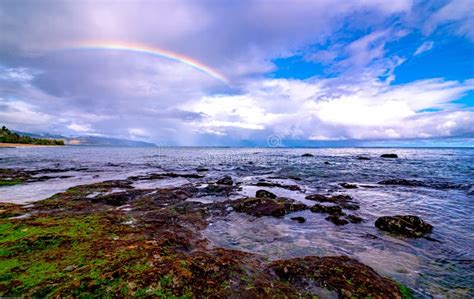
[59,41,229,84]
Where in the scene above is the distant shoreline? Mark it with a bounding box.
[0,143,63,148]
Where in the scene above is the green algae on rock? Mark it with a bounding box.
[0,179,407,298]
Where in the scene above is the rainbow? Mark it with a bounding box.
[58,41,229,85]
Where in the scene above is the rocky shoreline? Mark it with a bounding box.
[0,168,418,298]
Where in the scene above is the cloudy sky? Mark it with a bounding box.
[1,0,473,146]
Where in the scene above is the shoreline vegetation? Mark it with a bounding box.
[0,126,64,146]
[0,168,413,298]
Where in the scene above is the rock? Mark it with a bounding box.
[375,215,433,237]
[305,194,360,210]
[305,194,329,202]
[255,189,277,199]
[233,197,307,217]
[200,183,235,196]
[290,216,306,223]
[301,153,314,157]
[378,178,424,187]
[324,161,330,165]
[346,214,363,223]
[310,204,343,215]
[380,154,398,159]
[254,181,301,191]
[91,190,149,206]
[357,156,371,160]
[196,167,209,172]
[216,176,233,185]
[339,183,358,189]
[325,215,349,225]
[267,256,404,298]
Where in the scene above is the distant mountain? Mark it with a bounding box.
[13,129,156,147]
[65,136,156,147]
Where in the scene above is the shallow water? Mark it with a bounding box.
[1,146,473,297]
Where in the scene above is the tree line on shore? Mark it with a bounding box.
[0,126,64,145]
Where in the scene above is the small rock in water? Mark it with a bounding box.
[357,156,371,160]
[233,197,307,217]
[380,154,398,159]
[378,178,423,187]
[346,214,364,223]
[301,153,314,157]
[256,189,277,199]
[290,216,306,223]
[310,204,343,215]
[375,215,433,237]
[216,176,233,185]
[324,161,330,165]
[325,215,349,225]
[196,167,209,172]
[339,182,358,189]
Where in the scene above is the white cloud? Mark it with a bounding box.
[425,0,474,40]
[67,123,93,133]
[414,41,434,55]
[186,76,474,141]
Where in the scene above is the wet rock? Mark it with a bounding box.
[357,156,371,160]
[325,215,349,225]
[305,194,359,210]
[346,214,364,223]
[380,154,398,158]
[324,161,330,165]
[339,182,358,189]
[255,189,277,199]
[301,153,314,157]
[91,189,150,206]
[310,204,343,215]
[267,255,404,298]
[233,197,307,217]
[290,216,306,223]
[254,181,301,191]
[305,194,328,202]
[216,176,233,185]
[196,167,209,172]
[200,183,235,196]
[375,215,433,237]
[379,178,424,187]
[129,172,204,181]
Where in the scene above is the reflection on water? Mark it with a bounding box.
[1,146,473,297]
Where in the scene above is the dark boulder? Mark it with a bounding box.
[290,216,306,223]
[357,156,371,160]
[375,215,433,237]
[256,189,277,199]
[301,153,314,157]
[216,176,233,185]
[233,197,307,217]
[380,154,398,159]
[310,204,343,215]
